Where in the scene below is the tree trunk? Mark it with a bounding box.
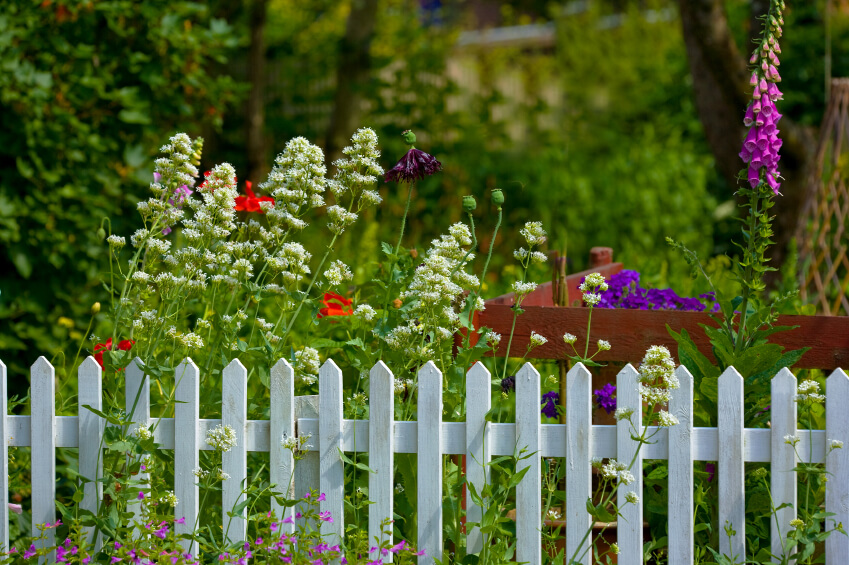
[678,0,815,281]
[325,0,380,164]
[246,0,269,184]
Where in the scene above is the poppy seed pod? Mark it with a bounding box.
[401,130,417,146]
[491,188,504,206]
[462,195,477,213]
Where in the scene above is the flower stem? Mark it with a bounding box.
[394,181,415,255]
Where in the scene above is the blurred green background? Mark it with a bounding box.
[0,0,844,379]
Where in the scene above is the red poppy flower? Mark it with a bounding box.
[93,338,135,370]
[234,181,275,213]
[317,292,353,319]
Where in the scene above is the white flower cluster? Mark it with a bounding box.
[487,331,502,349]
[262,137,327,233]
[520,222,547,247]
[637,345,679,406]
[394,378,415,395]
[324,260,353,286]
[579,272,609,307]
[796,380,825,404]
[142,133,200,230]
[266,242,312,287]
[597,339,611,352]
[829,439,844,450]
[656,410,679,427]
[563,333,577,345]
[614,407,634,421]
[135,424,152,440]
[784,434,800,446]
[107,235,126,250]
[354,304,376,322]
[511,281,538,300]
[529,331,548,348]
[625,491,640,504]
[159,491,178,506]
[206,424,238,453]
[281,432,313,459]
[184,163,239,242]
[328,128,384,211]
[513,247,547,264]
[600,459,635,485]
[294,346,320,385]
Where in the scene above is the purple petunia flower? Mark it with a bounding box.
[541,391,560,419]
[593,382,616,414]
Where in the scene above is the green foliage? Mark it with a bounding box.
[0,1,242,381]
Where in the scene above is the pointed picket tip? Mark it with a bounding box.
[618,363,639,379]
[467,361,491,380]
[773,366,796,385]
[517,361,540,382]
[827,367,849,384]
[31,356,53,373]
[718,365,743,383]
[126,356,145,373]
[176,357,199,371]
[674,364,694,380]
[272,357,293,372]
[370,360,393,379]
[78,356,102,374]
[418,360,442,383]
[224,358,247,373]
[0,359,6,371]
[320,358,342,373]
[566,362,592,381]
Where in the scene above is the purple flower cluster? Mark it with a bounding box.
[385,147,442,183]
[541,391,560,419]
[592,270,718,313]
[593,382,616,414]
[739,2,785,194]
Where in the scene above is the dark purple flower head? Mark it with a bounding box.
[501,375,516,394]
[385,147,443,183]
[541,391,560,419]
[593,382,616,414]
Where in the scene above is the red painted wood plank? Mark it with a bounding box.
[478,306,849,370]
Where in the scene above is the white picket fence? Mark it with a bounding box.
[1,356,849,564]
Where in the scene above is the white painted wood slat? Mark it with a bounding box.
[616,364,642,565]
[222,359,248,544]
[270,359,295,531]
[515,362,541,565]
[417,361,443,565]
[78,356,103,547]
[771,368,797,561]
[369,361,394,562]
[667,365,694,565]
[174,358,200,553]
[0,360,8,551]
[718,367,745,561]
[826,368,849,563]
[31,356,56,553]
[465,362,491,555]
[125,358,150,534]
[319,359,344,551]
[565,362,592,565]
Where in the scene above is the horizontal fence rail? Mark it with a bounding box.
[1,356,848,564]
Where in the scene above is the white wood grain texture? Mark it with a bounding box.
[319,359,344,550]
[826,368,849,563]
[222,359,248,544]
[616,364,642,565]
[78,357,103,546]
[515,362,541,565]
[718,367,745,561]
[465,362,491,555]
[270,359,295,531]
[294,395,320,531]
[771,368,797,561]
[369,361,394,562]
[667,365,694,565]
[31,357,56,553]
[565,362,592,565]
[417,361,443,565]
[125,358,150,534]
[0,360,8,551]
[174,358,200,551]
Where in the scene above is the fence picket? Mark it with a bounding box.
[125,357,150,535]
[565,362,592,565]
[78,357,103,547]
[0,360,7,551]
[616,364,642,565]
[31,356,56,553]
[718,367,745,561]
[319,359,344,550]
[222,359,248,544]
[369,361,394,562]
[826,368,849,563]
[294,395,320,517]
[270,358,295,530]
[465,362,492,555]
[174,358,200,552]
[515,362,541,565]
[418,361,443,565]
[667,365,694,565]
[771,368,797,560]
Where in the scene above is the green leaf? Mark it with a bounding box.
[667,325,719,381]
[117,109,151,124]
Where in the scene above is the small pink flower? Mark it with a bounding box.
[137,492,145,500]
